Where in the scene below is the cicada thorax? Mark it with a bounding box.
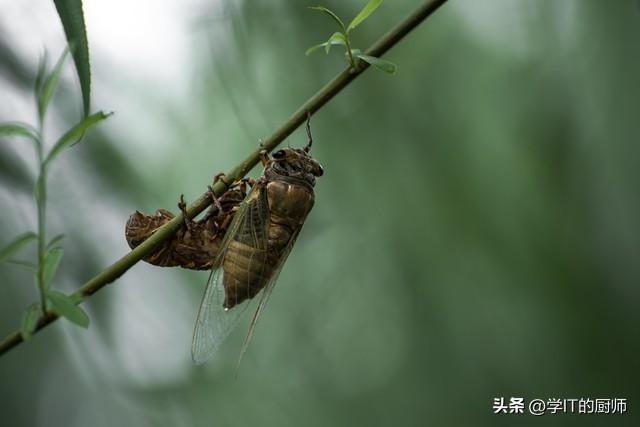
[221,159,319,309]
[125,187,246,270]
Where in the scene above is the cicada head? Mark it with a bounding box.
[267,147,324,187]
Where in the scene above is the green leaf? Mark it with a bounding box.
[0,122,39,144]
[44,111,112,167]
[21,303,41,341]
[305,32,348,56]
[34,50,49,96]
[0,232,37,264]
[306,43,329,56]
[347,0,383,33]
[325,32,347,54]
[309,6,346,31]
[38,48,69,121]
[53,0,91,117]
[46,290,89,328]
[46,234,66,251]
[6,259,38,270]
[356,54,397,74]
[42,248,64,290]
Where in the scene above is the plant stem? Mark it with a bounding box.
[0,0,450,357]
[36,117,47,314]
[343,32,357,69]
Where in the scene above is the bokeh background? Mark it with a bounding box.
[1,0,638,426]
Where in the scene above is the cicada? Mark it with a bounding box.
[192,123,323,365]
[125,116,323,365]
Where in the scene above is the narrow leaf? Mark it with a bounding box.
[309,6,346,31]
[42,248,64,290]
[348,0,383,32]
[53,0,91,117]
[305,43,329,56]
[46,234,66,251]
[356,54,397,74]
[21,303,41,341]
[38,48,69,121]
[44,111,112,167]
[325,32,346,54]
[34,51,49,96]
[0,122,39,144]
[0,232,37,264]
[46,290,89,328]
[6,259,38,270]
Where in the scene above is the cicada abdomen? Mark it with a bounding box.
[125,185,247,270]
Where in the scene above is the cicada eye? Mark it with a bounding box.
[272,150,286,159]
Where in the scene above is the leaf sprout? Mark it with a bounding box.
[306,0,397,75]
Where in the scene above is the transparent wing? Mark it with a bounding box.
[190,271,251,364]
[191,182,307,366]
[191,185,269,364]
[235,227,302,368]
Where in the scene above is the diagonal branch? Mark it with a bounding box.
[0,0,449,357]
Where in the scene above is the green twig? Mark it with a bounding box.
[343,32,357,69]
[0,0,449,357]
[36,117,47,315]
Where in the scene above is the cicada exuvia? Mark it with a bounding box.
[191,118,323,365]
[125,182,248,270]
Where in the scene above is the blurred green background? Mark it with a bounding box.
[0,0,638,426]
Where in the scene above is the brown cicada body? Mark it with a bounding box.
[192,119,323,365]
[125,185,247,270]
[220,149,323,309]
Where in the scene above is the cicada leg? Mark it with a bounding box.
[178,194,194,232]
[259,149,269,166]
[303,110,313,153]
[238,177,256,193]
[200,173,233,225]
[213,172,230,187]
[206,185,224,214]
[198,173,255,236]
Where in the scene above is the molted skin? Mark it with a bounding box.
[125,188,246,270]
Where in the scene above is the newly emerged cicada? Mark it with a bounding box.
[125,116,323,365]
[192,123,323,365]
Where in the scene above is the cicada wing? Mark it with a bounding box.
[190,267,251,364]
[236,226,303,369]
[191,185,270,364]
